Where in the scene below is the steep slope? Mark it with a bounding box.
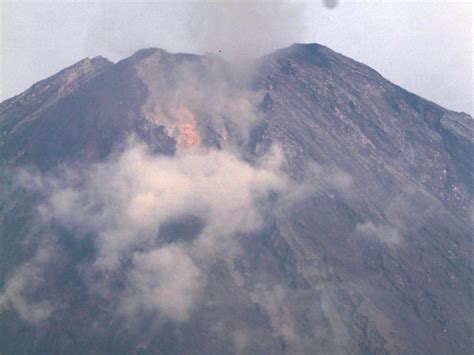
[0,44,472,354]
[0,50,174,170]
[252,43,473,354]
[0,56,113,157]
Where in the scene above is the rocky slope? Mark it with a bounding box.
[0,43,472,354]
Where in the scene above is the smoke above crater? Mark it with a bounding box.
[186,1,308,61]
[86,1,308,62]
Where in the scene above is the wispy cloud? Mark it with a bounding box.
[0,241,59,324]
[9,138,293,322]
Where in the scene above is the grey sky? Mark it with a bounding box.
[1,1,472,114]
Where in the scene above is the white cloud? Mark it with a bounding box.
[13,138,292,322]
[355,187,443,245]
[120,244,204,322]
[307,162,354,193]
[0,242,58,324]
[249,284,302,350]
[356,220,401,245]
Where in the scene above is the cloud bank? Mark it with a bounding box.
[3,139,291,323]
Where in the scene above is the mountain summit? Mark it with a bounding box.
[0,44,472,354]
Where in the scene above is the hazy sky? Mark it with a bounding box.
[1,1,472,114]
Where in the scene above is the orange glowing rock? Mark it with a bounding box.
[178,123,200,148]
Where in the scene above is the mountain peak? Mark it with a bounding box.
[130,47,169,60]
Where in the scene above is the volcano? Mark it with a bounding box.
[0,43,472,354]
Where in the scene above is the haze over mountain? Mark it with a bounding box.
[0,43,472,354]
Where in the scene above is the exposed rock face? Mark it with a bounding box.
[0,43,472,354]
[252,44,473,354]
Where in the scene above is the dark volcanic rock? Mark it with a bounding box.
[0,43,472,354]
